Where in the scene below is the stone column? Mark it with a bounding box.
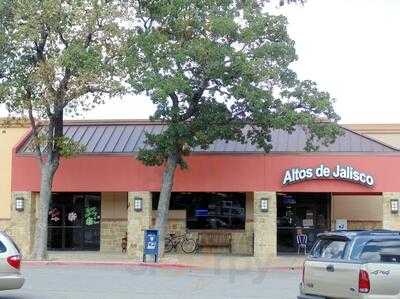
[253,191,277,260]
[127,192,152,260]
[10,191,37,257]
[382,192,400,230]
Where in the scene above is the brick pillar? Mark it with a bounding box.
[127,192,152,260]
[10,192,36,256]
[382,192,400,230]
[253,191,277,260]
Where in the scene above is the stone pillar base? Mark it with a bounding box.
[127,192,152,260]
[253,192,277,260]
[10,192,36,257]
[382,192,400,230]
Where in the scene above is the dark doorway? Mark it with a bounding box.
[48,193,101,251]
[277,192,331,253]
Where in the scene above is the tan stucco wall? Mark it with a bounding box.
[363,133,400,149]
[0,127,28,219]
[332,195,383,221]
[101,192,128,220]
[100,192,128,252]
[344,124,400,149]
[331,194,383,230]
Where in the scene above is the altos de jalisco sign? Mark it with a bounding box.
[282,164,375,187]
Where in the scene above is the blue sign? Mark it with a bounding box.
[195,209,208,217]
[283,196,296,205]
[143,229,159,262]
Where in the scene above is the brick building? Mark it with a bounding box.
[7,120,400,261]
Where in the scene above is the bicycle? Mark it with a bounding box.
[164,233,197,254]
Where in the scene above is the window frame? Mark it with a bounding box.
[310,237,349,260]
[356,238,400,264]
[0,241,6,253]
[152,192,247,231]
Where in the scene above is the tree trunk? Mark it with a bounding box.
[31,161,58,260]
[155,151,179,257]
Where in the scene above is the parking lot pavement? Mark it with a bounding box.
[0,265,300,299]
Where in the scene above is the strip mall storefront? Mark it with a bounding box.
[9,121,400,261]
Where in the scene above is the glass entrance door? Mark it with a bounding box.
[48,193,101,251]
[277,193,331,253]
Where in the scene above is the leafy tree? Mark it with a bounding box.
[279,0,305,6]
[0,0,128,259]
[124,0,341,255]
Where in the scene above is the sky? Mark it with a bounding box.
[1,0,399,124]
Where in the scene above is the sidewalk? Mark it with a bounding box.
[25,252,305,271]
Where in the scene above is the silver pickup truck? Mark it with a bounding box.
[298,230,400,299]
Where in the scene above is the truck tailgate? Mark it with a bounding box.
[304,260,360,299]
[365,263,400,298]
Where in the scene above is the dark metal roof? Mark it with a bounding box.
[18,121,399,154]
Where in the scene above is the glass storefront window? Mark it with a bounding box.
[48,193,101,251]
[152,192,246,230]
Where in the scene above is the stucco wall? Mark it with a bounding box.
[100,192,128,252]
[332,195,383,221]
[101,192,127,219]
[14,154,400,193]
[0,127,28,219]
[364,133,400,149]
[345,124,400,149]
[331,194,383,230]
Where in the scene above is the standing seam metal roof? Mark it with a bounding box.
[18,121,399,154]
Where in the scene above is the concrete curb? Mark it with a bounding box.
[24,260,195,269]
[23,260,302,271]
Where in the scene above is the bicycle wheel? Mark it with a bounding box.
[164,238,173,253]
[181,238,196,254]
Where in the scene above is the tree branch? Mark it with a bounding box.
[58,30,69,47]
[34,24,49,62]
[169,92,179,108]
[181,79,209,120]
[26,90,44,165]
[57,68,72,100]
[63,85,111,107]
[84,32,93,48]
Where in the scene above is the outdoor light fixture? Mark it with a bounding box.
[134,197,143,212]
[15,197,24,212]
[260,198,269,212]
[390,199,399,214]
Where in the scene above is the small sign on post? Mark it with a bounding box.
[335,219,348,231]
[143,229,159,263]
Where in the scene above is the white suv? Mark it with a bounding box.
[0,231,24,291]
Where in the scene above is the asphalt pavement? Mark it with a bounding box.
[0,265,300,299]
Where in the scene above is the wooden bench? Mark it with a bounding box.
[197,232,232,254]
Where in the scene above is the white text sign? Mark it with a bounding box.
[282,164,375,187]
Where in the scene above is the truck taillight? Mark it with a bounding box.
[7,255,21,270]
[359,270,370,293]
